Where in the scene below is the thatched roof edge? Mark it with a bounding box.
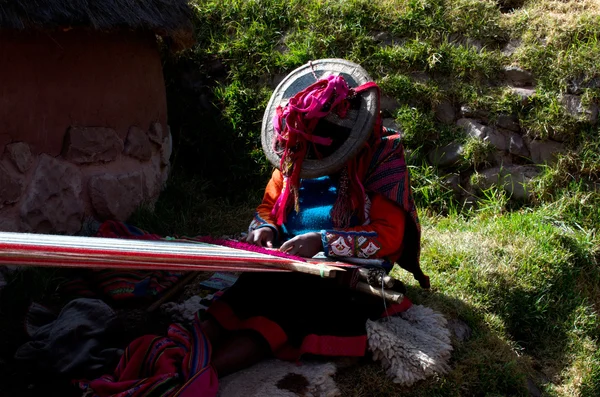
[0,0,194,48]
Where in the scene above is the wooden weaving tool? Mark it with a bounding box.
[0,231,404,303]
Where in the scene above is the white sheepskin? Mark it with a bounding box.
[217,360,341,397]
[366,304,453,386]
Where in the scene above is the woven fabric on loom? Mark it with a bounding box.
[60,221,315,301]
[61,221,185,301]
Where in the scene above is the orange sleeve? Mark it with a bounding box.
[248,169,283,238]
[322,193,406,261]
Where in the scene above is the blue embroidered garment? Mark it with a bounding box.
[281,176,337,239]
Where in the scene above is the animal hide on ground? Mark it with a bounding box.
[217,360,340,397]
[366,304,453,386]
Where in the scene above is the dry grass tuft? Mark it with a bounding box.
[507,0,600,44]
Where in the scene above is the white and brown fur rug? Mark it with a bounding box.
[213,304,453,397]
[217,360,340,397]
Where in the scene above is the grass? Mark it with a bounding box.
[129,173,261,237]
[462,136,496,168]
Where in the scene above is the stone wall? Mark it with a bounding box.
[0,30,172,234]
[379,64,598,203]
[0,123,172,234]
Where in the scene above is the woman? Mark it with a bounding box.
[202,59,429,377]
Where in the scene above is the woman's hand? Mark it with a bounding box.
[245,227,275,248]
[279,232,323,258]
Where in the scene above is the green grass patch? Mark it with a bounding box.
[388,205,600,396]
[129,173,261,237]
[462,136,496,168]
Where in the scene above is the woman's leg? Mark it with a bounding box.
[201,317,227,349]
[211,331,271,378]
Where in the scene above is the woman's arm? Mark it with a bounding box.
[279,193,407,260]
[322,193,406,261]
[247,169,284,241]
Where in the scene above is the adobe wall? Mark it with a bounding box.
[0,29,172,234]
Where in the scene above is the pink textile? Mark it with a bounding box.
[78,313,218,397]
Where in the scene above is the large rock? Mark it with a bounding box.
[373,31,403,46]
[490,151,513,167]
[380,96,400,115]
[510,87,536,104]
[471,165,540,200]
[495,114,521,132]
[486,128,509,151]
[0,162,25,206]
[428,143,464,167]
[457,119,510,152]
[124,126,153,161]
[62,127,124,164]
[567,76,600,95]
[89,172,144,220]
[457,118,490,140]
[503,66,534,87]
[528,140,567,164]
[503,166,540,200]
[560,94,598,123]
[508,132,530,157]
[447,318,472,342]
[444,173,462,197]
[4,142,33,173]
[434,100,456,124]
[459,106,489,121]
[20,154,84,234]
[501,39,521,56]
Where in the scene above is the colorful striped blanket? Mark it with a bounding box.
[364,127,429,289]
[78,312,218,397]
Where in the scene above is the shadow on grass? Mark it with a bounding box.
[335,285,532,397]
[482,233,600,394]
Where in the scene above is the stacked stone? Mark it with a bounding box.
[0,123,172,234]
[380,64,598,203]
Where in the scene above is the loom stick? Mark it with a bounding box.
[355,281,404,304]
[146,272,198,313]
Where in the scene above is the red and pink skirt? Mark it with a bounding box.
[206,272,411,361]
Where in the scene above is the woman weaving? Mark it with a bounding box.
[202,59,430,377]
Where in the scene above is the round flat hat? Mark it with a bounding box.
[261,59,379,178]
